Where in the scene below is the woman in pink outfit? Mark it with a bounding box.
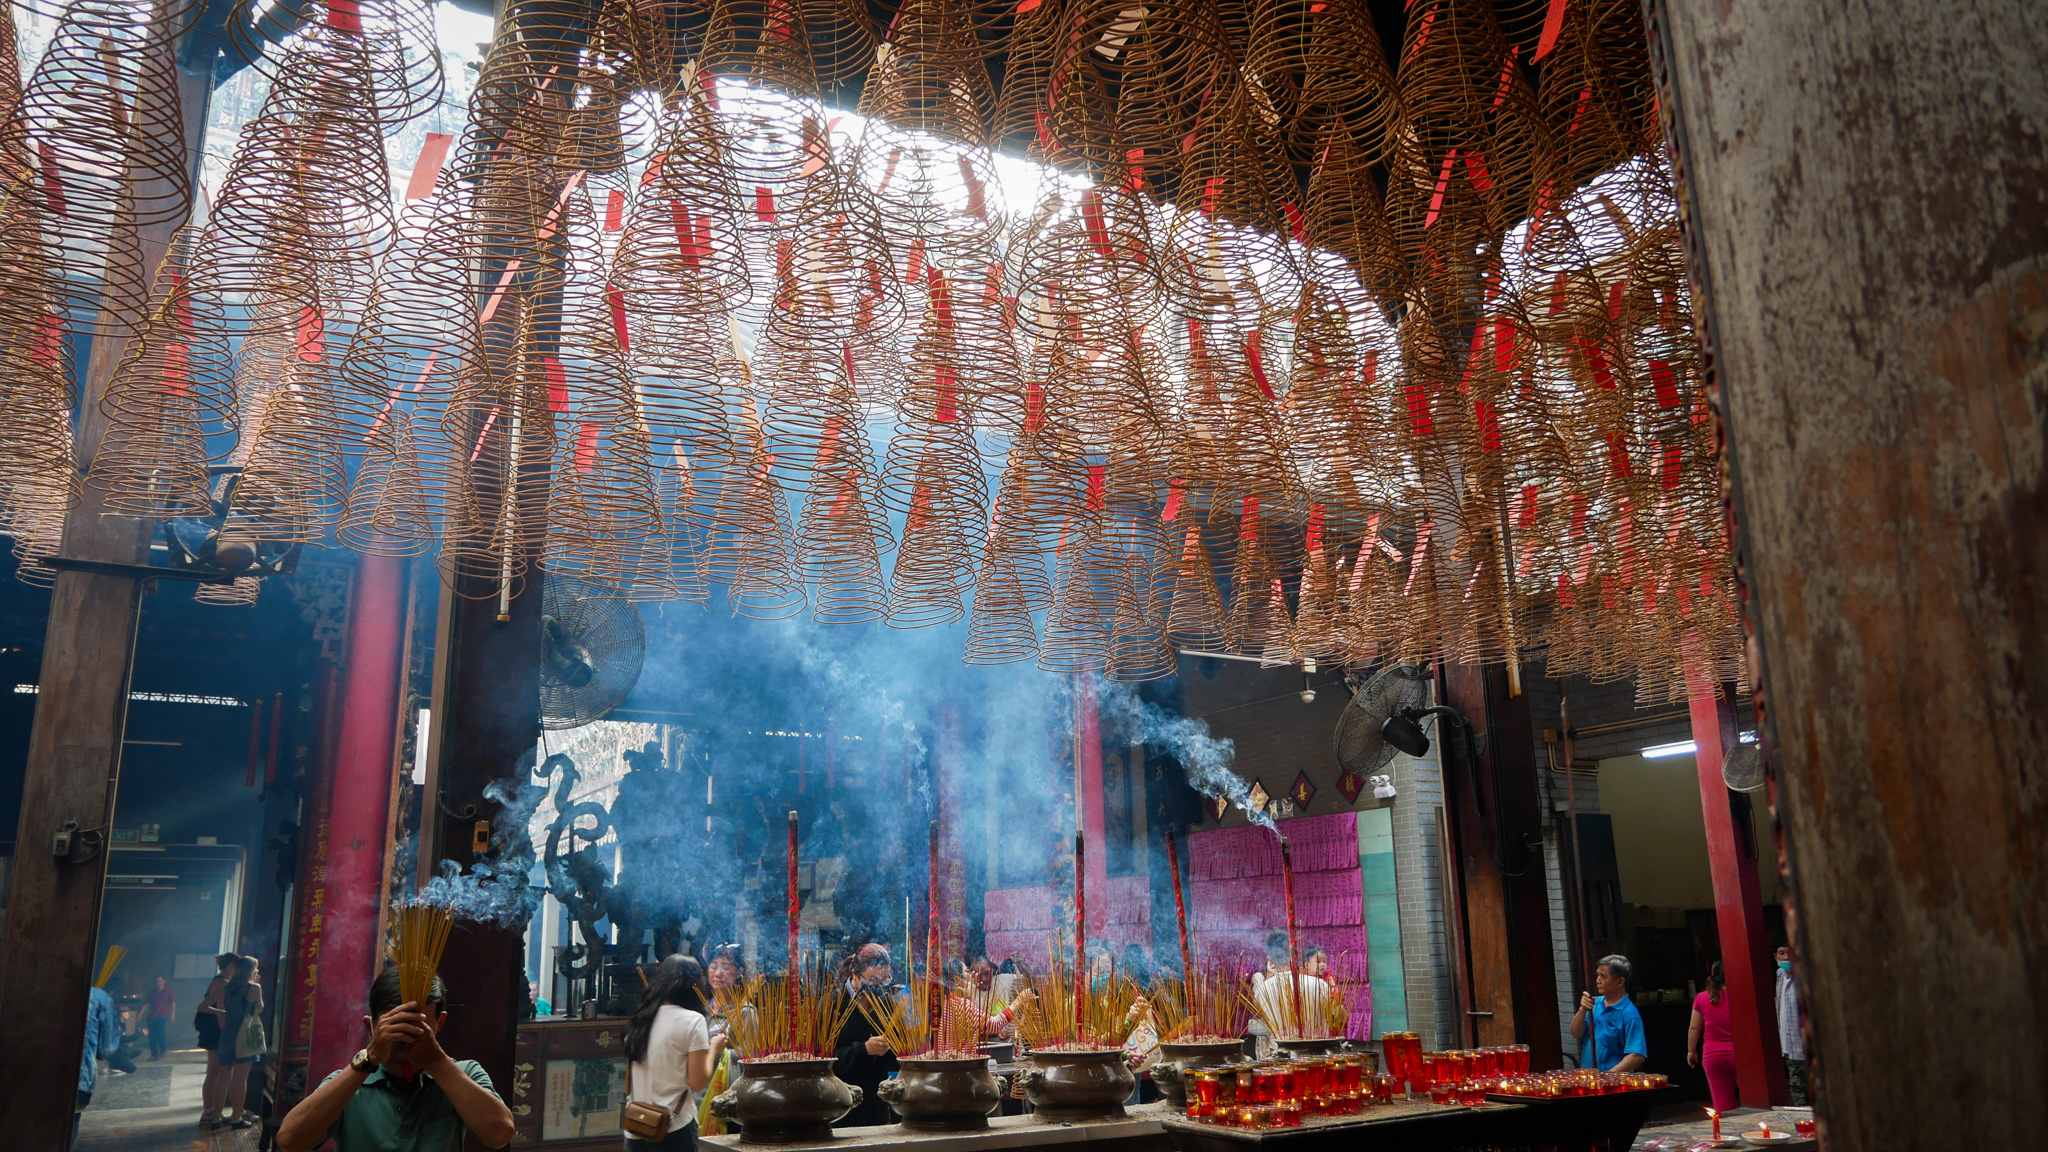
[1688,961,1739,1114]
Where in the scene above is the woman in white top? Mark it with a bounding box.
[625,955,728,1151]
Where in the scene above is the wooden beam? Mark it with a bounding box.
[1689,688,1786,1106]
[0,40,211,1149]
[1646,0,2048,1146]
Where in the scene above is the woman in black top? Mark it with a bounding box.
[830,944,899,1128]
[196,953,237,1129]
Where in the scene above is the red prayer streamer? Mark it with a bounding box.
[1165,830,1194,984]
[1073,831,1087,1042]
[788,811,801,1038]
[926,820,943,1050]
[1280,836,1304,1037]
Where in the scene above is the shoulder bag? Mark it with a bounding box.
[237,990,267,1058]
[622,1061,673,1142]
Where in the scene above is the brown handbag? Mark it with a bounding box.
[622,1062,673,1142]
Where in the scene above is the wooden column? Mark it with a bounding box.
[1688,688,1785,1105]
[0,42,211,1150]
[1646,0,2048,1146]
[1441,663,1560,1063]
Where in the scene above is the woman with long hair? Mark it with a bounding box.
[1688,960,1739,1113]
[220,955,266,1130]
[196,953,237,1129]
[626,954,728,1150]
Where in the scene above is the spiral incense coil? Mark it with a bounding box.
[340,408,440,555]
[962,508,1048,663]
[1528,0,1654,195]
[1104,535,1174,682]
[7,0,197,335]
[1158,519,1224,649]
[91,229,240,520]
[0,211,79,577]
[217,291,352,547]
[771,359,893,624]
[437,307,558,595]
[1245,0,1401,166]
[1052,0,1231,179]
[653,438,714,606]
[193,575,265,606]
[988,0,1070,156]
[1038,520,1117,674]
[228,0,445,126]
[704,393,807,619]
[1300,120,1407,314]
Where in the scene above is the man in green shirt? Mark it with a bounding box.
[277,964,516,1152]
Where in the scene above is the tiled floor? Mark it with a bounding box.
[76,1050,262,1152]
[1636,1104,1817,1148]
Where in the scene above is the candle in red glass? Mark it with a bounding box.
[786,810,800,1041]
[1165,829,1194,987]
[926,819,943,1050]
[1073,831,1086,1042]
[1279,836,1303,1036]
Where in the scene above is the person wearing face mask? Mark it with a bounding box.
[831,944,900,1127]
[1775,945,1807,1104]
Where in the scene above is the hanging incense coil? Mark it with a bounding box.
[705,392,807,619]
[1104,533,1174,682]
[217,291,352,548]
[1245,0,1401,166]
[91,228,239,520]
[962,506,1047,664]
[1162,519,1226,650]
[341,408,440,555]
[6,0,196,335]
[653,437,715,607]
[1038,520,1116,674]
[229,0,445,126]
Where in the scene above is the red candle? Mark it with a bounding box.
[1165,830,1194,991]
[1280,836,1304,1037]
[926,819,943,1051]
[787,810,800,1044]
[1074,831,1087,1043]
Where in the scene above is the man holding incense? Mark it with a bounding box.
[277,965,516,1152]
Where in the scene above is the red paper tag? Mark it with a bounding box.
[575,422,600,472]
[1161,480,1184,523]
[37,142,67,218]
[603,188,625,231]
[1246,329,1274,399]
[1474,400,1502,452]
[1200,175,1223,215]
[755,186,776,224]
[407,133,454,201]
[1517,484,1539,528]
[1660,441,1683,490]
[328,0,361,33]
[607,286,631,353]
[31,315,61,368]
[1463,151,1493,192]
[1280,200,1306,241]
[817,415,844,470]
[1494,315,1517,372]
[960,157,986,219]
[1424,149,1458,229]
[1085,465,1106,511]
[670,202,696,267]
[1082,192,1111,257]
[1607,279,1628,321]
[1535,0,1568,60]
[1568,86,1594,138]
[1024,382,1045,433]
[1649,359,1680,408]
[934,364,958,422]
[296,306,324,363]
[1405,382,1435,436]
[161,342,190,395]
[1240,495,1260,539]
[1606,431,1634,479]
[1580,339,1616,388]
[546,356,569,412]
[1305,504,1326,552]
[904,237,925,284]
[1492,46,1520,107]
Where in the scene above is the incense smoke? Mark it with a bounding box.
[1097,680,1272,831]
[405,755,549,929]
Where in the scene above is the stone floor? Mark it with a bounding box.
[76,1049,262,1152]
[1634,1103,1818,1149]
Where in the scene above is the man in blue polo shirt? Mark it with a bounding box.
[1571,954,1649,1072]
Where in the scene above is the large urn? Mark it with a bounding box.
[1152,1039,1250,1109]
[1018,1048,1135,1122]
[876,1054,1003,1132]
[709,1057,863,1144]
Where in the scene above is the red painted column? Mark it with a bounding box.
[305,553,410,1080]
[1689,686,1788,1106]
[936,702,967,956]
[1073,674,1107,942]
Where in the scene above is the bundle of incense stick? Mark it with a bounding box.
[388,903,453,1009]
[1243,969,1341,1040]
[1151,962,1248,1042]
[726,959,858,1058]
[857,990,938,1058]
[1014,938,1138,1051]
[95,945,128,990]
